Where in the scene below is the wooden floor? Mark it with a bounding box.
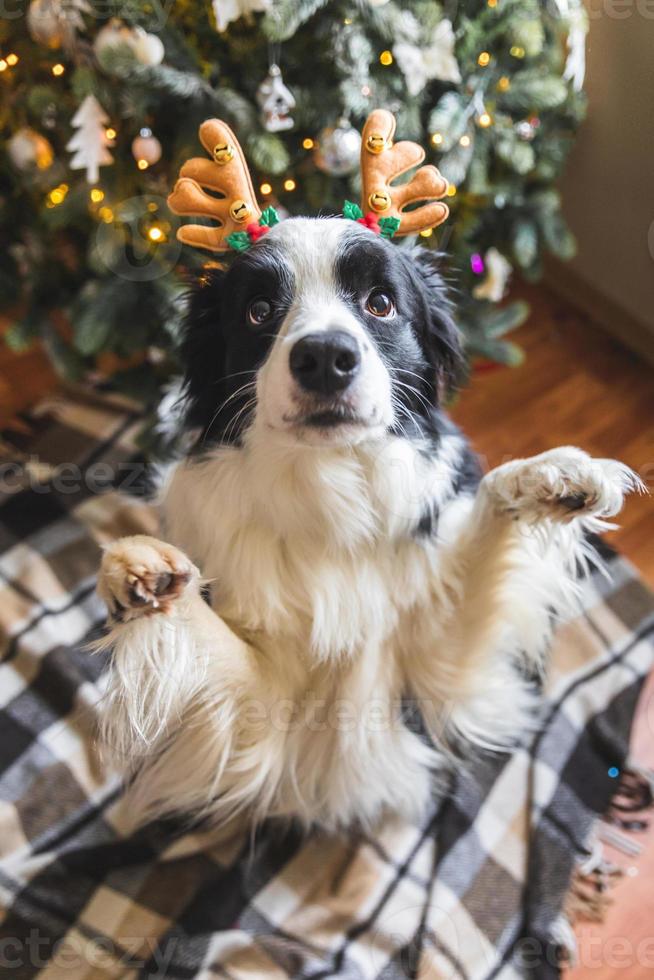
[451,283,654,587]
[1,284,653,584]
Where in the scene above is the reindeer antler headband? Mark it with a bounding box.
[167,109,449,253]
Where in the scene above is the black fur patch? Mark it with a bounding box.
[335,232,463,435]
[180,244,294,444]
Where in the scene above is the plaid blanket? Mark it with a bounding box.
[1,392,653,980]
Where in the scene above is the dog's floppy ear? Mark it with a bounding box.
[408,247,464,399]
[180,267,228,429]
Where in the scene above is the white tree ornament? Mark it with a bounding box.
[473,248,512,303]
[66,95,114,183]
[393,19,461,97]
[563,7,588,92]
[211,0,272,32]
[256,64,296,132]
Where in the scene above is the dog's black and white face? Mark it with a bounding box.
[182,218,462,448]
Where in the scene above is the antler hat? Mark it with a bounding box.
[168,109,449,253]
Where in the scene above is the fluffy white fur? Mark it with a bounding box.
[96,219,641,835]
[97,441,638,833]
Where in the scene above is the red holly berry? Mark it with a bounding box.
[357,212,381,234]
[246,222,270,242]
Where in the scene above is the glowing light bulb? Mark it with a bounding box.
[148,226,165,242]
[379,50,393,66]
[430,132,443,147]
[105,127,117,140]
[460,135,471,147]
[6,53,18,66]
[260,182,272,195]
[510,45,525,58]
[478,112,493,128]
[98,206,114,223]
[497,76,510,92]
[137,159,149,170]
[90,188,104,203]
[283,178,296,191]
[302,138,314,150]
[419,228,433,238]
[52,63,65,76]
[447,185,457,197]
[0,60,7,72]
[478,52,491,67]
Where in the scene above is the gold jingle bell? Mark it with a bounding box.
[229,199,251,223]
[213,142,235,165]
[368,189,391,212]
[366,132,388,155]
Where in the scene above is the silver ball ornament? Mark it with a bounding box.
[130,27,165,66]
[313,120,361,177]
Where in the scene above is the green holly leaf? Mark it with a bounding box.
[260,206,280,227]
[379,217,401,239]
[227,232,252,252]
[343,200,363,221]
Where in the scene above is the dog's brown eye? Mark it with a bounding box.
[366,290,394,318]
[247,298,272,327]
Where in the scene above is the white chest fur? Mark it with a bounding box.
[102,441,634,831]
[162,429,465,656]
[157,431,468,828]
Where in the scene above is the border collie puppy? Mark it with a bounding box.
[97,217,638,833]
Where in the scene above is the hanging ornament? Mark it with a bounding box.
[515,120,536,142]
[131,128,162,168]
[66,95,115,184]
[7,128,54,171]
[473,248,512,302]
[563,7,588,92]
[256,64,296,133]
[130,27,165,66]
[94,19,164,66]
[314,119,361,176]
[212,0,272,32]
[94,18,132,55]
[41,101,59,130]
[393,18,461,97]
[27,0,89,50]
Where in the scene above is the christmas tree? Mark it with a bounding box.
[1,0,587,414]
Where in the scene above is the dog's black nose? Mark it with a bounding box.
[289,331,361,395]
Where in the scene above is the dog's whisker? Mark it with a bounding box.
[222,397,257,444]
[393,378,434,415]
[202,382,257,445]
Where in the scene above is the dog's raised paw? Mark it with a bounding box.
[483,447,643,524]
[98,535,199,622]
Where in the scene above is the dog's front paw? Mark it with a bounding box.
[483,447,642,524]
[98,535,199,622]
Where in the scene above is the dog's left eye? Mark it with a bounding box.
[366,290,395,318]
[247,298,273,327]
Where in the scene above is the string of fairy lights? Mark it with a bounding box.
[3,0,530,252]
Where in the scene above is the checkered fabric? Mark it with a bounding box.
[1,392,653,980]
